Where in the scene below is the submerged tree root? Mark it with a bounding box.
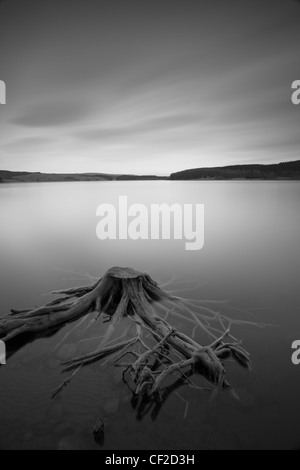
[0,267,254,400]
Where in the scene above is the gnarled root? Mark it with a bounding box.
[0,266,252,400]
[53,268,251,400]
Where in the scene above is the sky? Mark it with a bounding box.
[0,0,300,175]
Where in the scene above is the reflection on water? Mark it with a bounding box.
[0,181,300,450]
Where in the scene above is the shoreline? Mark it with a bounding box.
[1,177,300,184]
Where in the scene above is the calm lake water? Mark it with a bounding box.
[0,181,299,450]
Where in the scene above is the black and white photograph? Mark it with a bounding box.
[0,0,300,452]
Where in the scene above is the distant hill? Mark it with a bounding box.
[170,160,300,180]
[0,170,168,183]
[0,170,114,183]
[1,160,300,183]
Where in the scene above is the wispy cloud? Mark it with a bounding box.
[12,100,90,127]
[1,136,52,150]
[78,113,207,141]
[0,0,299,173]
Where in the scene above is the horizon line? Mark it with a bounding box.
[1,158,299,178]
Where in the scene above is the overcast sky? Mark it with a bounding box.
[0,0,300,175]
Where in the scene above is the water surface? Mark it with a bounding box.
[0,181,299,450]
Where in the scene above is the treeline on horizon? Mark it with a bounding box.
[0,160,300,183]
[170,160,300,180]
